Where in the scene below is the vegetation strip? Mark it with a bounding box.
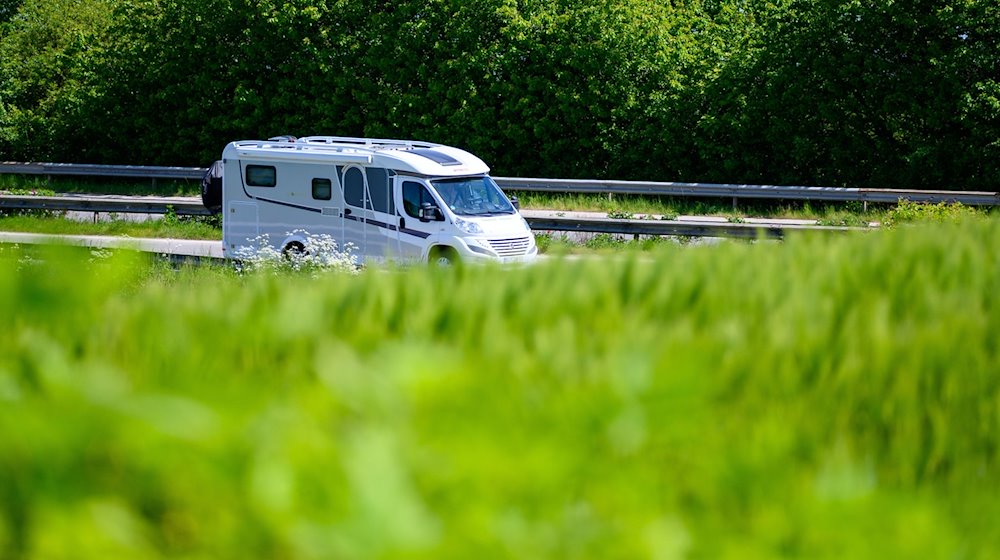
[2,217,998,557]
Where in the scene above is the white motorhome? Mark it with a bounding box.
[216,136,537,265]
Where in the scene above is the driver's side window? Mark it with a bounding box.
[402,181,436,219]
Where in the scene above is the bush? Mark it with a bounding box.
[882,199,983,228]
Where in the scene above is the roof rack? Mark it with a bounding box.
[297,136,443,151]
[227,136,486,173]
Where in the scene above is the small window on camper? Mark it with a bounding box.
[365,168,394,214]
[344,167,365,208]
[312,178,332,201]
[246,165,276,187]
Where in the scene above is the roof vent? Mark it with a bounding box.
[410,148,461,166]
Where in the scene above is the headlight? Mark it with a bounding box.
[454,217,484,235]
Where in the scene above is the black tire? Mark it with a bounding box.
[282,241,306,260]
[429,246,460,267]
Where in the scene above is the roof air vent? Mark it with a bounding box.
[410,148,461,166]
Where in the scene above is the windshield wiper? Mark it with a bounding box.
[458,209,513,216]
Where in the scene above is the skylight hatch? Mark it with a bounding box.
[410,148,462,166]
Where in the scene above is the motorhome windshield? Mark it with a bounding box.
[432,176,516,217]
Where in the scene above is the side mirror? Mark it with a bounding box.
[419,202,442,222]
[510,196,520,210]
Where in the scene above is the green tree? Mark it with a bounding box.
[951,1,1000,188]
[90,0,399,164]
[0,0,22,23]
[695,0,1000,189]
[81,0,258,164]
[80,0,705,175]
[2,0,997,187]
[0,0,115,161]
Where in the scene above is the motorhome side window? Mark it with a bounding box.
[365,168,395,214]
[312,178,332,201]
[402,181,437,218]
[246,165,276,187]
[343,167,364,207]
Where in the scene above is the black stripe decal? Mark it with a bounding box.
[366,218,396,231]
[345,213,403,233]
[257,197,323,213]
[400,227,431,239]
[252,199,428,238]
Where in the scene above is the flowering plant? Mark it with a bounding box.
[233,230,359,275]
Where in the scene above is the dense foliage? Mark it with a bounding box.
[1,0,998,186]
[2,220,1000,558]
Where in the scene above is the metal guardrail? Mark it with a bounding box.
[0,162,205,180]
[0,194,861,239]
[0,194,213,215]
[498,178,1000,206]
[522,214,857,240]
[2,162,997,206]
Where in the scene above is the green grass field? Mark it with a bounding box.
[1,217,999,558]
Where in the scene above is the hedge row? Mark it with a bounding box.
[1,1,999,185]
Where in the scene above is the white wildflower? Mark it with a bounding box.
[234,231,359,276]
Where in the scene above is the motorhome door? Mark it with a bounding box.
[363,167,400,260]
[341,166,400,261]
[340,166,368,256]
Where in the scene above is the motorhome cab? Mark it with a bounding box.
[216,136,537,265]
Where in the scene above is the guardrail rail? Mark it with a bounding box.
[0,194,864,240]
[3,162,997,207]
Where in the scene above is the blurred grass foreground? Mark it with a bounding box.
[1,219,999,559]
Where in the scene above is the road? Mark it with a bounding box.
[0,231,224,258]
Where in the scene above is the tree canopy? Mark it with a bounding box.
[0,0,997,188]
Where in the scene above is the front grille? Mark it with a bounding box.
[488,236,531,257]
